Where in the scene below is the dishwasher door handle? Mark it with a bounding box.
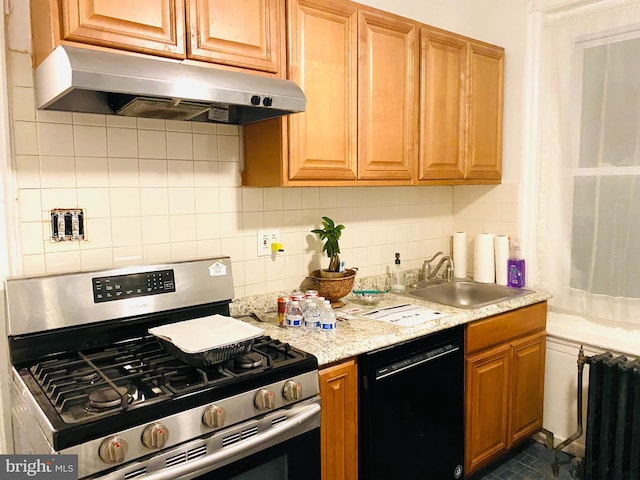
[374,344,461,381]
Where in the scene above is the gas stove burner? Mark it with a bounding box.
[85,386,133,412]
[234,352,265,369]
[71,366,100,383]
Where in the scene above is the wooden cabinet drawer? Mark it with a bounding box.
[466,302,547,354]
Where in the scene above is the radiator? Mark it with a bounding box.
[583,352,640,479]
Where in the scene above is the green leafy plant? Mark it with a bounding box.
[311,216,345,272]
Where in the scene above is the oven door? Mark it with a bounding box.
[100,398,320,480]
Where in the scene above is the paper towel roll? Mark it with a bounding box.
[474,233,496,283]
[494,235,509,286]
[453,232,467,279]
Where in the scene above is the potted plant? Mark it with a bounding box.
[311,216,345,275]
[308,216,357,306]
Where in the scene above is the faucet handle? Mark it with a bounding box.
[426,251,443,265]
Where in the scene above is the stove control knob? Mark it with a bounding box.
[283,380,303,401]
[254,388,275,410]
[202,404,226,428]
[142,422,169,449]
[99,435,128,464]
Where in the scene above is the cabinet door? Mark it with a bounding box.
[466,41,504,180]
[510,331,546,444]
[358,9,417,182]
[187,0,282,72]
[418,28,466,181]
[287,0,358,181]
[319,360,358,480]
[465,343,511,474]
[60,0,186,57]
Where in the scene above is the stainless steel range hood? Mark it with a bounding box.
[34,45,306,124]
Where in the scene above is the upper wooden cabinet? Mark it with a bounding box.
[30,0,283,74]
[417,28,504,184]
[357,9,417,182]
[243,0,417,186]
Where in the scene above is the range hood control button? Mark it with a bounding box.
[250,95,261,105]
[283,380,302,401]
[255,388,275,410]
[141,422,169,449]
[263,97,273,107]
[99,435,128,464]
[202,404,226,428]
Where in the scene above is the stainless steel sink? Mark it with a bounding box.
[408,280,531,309]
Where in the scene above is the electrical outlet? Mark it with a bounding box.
[257,229,280,256]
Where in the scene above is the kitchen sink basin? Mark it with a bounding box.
[408,280,531,309]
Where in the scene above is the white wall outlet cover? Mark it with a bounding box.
[208,261,227,276]
[257,229,280,256]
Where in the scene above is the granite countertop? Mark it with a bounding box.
[231,286,552,367]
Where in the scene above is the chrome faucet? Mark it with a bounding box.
[422,252,455,282]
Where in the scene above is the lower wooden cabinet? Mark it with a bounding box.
[464,302,547,475]
[318,359,358,480]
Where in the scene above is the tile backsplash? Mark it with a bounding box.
[6,45,519,299]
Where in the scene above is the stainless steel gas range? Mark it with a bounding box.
[5,257,321,480]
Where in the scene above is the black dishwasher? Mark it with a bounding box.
[358,325,464,480]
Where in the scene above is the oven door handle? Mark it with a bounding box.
[122,401,320,480]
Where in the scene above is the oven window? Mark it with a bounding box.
[193,429,320,480]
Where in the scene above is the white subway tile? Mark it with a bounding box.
[171,242,197,262]
[22,254,46,275]
[12,86,36,121]
[45,251,81,273]
[170,215,196,242]
[80,248,114,270]
[40,156,76,188]
[219,187,241,213]
[196,239,221,258]
[38,123,74,156]
[264,188,283,211]
[111,217,142,246]
[140,159,168,187]
[35,110,72,124]
[113,245,143,267]
[41,189,78,213]
[81,217,112,249]
[76,156,109,187]
[195,187,220,214]
[219,213,243,238]
[109,158,140,187]
[194,161,219,187]
[138,129,167,159]
[75,125,108,157]
[242,211,263,231]
[218,161,241,187]
[110,188,141,217]
[15,155,40,188]
[20,222,44,254]
[195,213,220,240]
[77,188,111,218]
[264,211,284,228]
[8,51,33,88]
[193,133,219,161]
[282,188,302,211]
[141,216,171,245]
[166,120,192,132]
[217,124,239,136]
[143,244,171,264]
[168,160,194,187]
[137,118,166,130]
[107,127,138,158]
[168,188,195,214]
[242,188,263,212]
[167,131,193,160]
[140,188,169,215]
[73,113,106,126]
[13,121,38,155]
[218,135,240,162]
[192,123,218,134]
[106,116,137,128]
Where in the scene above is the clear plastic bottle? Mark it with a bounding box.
[391,252,406,293]
[319,300,337,333]
[286,299,303,328]
[303,298,320,329]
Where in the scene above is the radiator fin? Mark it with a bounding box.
[584,353,640,480]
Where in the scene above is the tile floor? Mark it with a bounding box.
[473,439,577,480]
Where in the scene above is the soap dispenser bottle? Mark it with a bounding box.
[507,240,526,288]
[391,253,406,293]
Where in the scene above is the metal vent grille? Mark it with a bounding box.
[271,415,287,426]
[124,468,147,479]
[187,445,207,460]
[222,426,259,447]
[165,453,187,468]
